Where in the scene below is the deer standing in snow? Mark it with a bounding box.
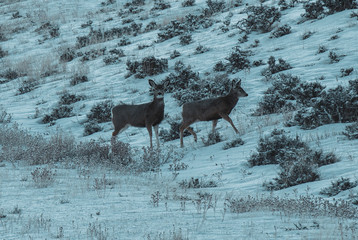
[111,79,169,148]
[179,79,248,148]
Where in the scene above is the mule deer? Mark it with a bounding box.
[179,79,248,148]
[111,79,169,148]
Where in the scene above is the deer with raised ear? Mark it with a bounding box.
[111,79,169,149]
[179,79,248,148]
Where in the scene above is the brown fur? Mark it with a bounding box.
[180,80,248,147]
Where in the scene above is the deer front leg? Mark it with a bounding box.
[219,113,239,134]
[180,121,197,148]
[153,125,160,148]
[146,124,153,149]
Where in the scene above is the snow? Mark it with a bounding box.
[1,0,358,239]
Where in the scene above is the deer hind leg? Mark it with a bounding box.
[219,113,239,133]
[146,124,153,149]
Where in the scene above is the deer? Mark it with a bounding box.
[111,79,169,149]
[179,79,248,148]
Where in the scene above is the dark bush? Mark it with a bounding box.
[182,0,195,7]
[151,0,171,11]
[0,46,8,58]
[42,105,73,124]
[237,5,281,33]
[202,130,222,146]
[59,92,84,105]
[179,34,193,45]
[204,0,225,16]
[255,74,325,115]
[159,119,190,141]
[320,177,358,196]
[87,100,113,123]
[340,67,354,77]
[222,137,244,150]
[303,1,325,19]
[225,47,251,73]
[329,51,340,63]
[323,0,357,13]
[18,78,38,95]
[194,45,209,54]
[84,121,103,136]
[213,61,226,72]
[317,45,327,54]
[126,56,168,78]
[165,61,200,93]
[249,129,338,190]
[290,80,358,129]
[60,48,76,62]
[270,24,291,38]
[266,56,292,75]
[343,121,358,140]
[70,75,88,86]
[3,69,19,81]
[170,50,181,59]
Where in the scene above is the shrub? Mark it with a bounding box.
[126,56,168,78]
[225,47,251,73]
[18,78,38,95]
[3,69,19,81]
[329,51,340,63]
[249,129,338,190]
[60,48,76,62]
[84,121,102,136]
[87,100,113,123]
[255,74,324,115]
[340,67,354,77]
[343,121,358,140]
[0,109,12,123]
[237,5,281,33]
[290,80,358,129]
[182,0,195,7]
[179,34,193,45]
[179,177,218,188]
[31,167,56,188]
[170,50,181,59]
[59,92,84,105]
[270,24,291,38]
[204,0,226,16]
[103,49,125,65]
[159,119,190,142]
[222,137,244,150]
[317,45,327,53]
[0,46,8,58]
[303,1,325,19]
[165,61,200,93]
[42,105,73,124]
[202,130,222,146]
[151,0,171,11]
[265,56,292,75]
[323,0,357,13]
[194,45,209,54]
[320,177,358,196]
[70,75,89,86]
[213,61,226,72]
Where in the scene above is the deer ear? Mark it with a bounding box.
[148,79,157,88]
[231,80,236,88]
[237,79,242,87]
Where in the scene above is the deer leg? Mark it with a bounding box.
[212,119,218,133]
[180,121,196,148]
[146,124,153,149]
[153,125,160,148]
[219,113,239,133]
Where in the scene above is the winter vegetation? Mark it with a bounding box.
[0,0,358,239]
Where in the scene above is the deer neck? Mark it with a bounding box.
[224,91,239,106]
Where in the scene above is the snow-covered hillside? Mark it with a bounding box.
[1,0,358,239]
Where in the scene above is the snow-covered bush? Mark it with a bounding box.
[126,56,168,78]
[182,0,195,7]
[42,105,73,124]
[343,121,358,140]
[0,109,12,123]
[86,100,113,123]
[302,1,325,19]
[151,0,171,11]
[225,47,251,73]
[170,50,181,59]
[222,137,244,150]
[340,67,354,77]
[320,177,358,196]
[18,78,39,95]
[60,48,76,62]
[249,129,338,190]
[264,56,292,76]
[270,24,291,38]
[291,80,358,129]
[159,119,190,142]
[166,63,231,105]
[237,5,281,33]
[203,0,226,16]
[179,177,218,188]
[255,74,324,115]
[323,0,357,13]
[70,75,88,86]
[179,34,193,45]
[0,46,8,58]
[83,121,103,136]
[202,130,222,146]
